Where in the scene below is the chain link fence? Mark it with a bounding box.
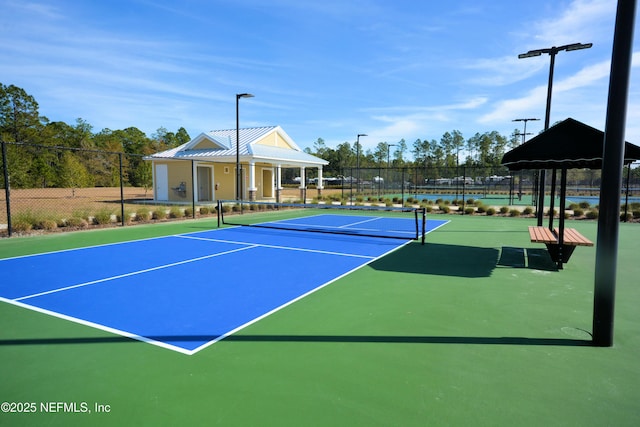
[0,142,202,237]
[326,164,639,214]
[2,141,639,237]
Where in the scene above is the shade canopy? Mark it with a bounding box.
[501,118,640,171]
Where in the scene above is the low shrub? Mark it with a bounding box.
[486,207,496,216]
[633,210,640,219]
[499,206,509,214]
[73,209,91,221]
[136,208,150,221]
[464,207,475,215]
[184,207,193,217]
[200,206,210,215]
[123,210,136,224]
[572,208,584,217]
[93,209,113,225]
[476,205,486,214]
[522,207,534,215]
[509,209,521,217]
[39,219,58,231]
[586,210,599,219]
[439,205,450,213]
[153,209,167,220]
[579,201,591,209]
[12,220,32,233]
[66,217,88,228]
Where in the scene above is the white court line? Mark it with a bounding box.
[338,216,382,228]
[187,226,420,354]
[0,296,195,355]
[0,234,178,262]
[176,235,376,259]
[14,245,258,302]
[2,219,449,355]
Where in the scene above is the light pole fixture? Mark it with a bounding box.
[236,93,254,200]
[518,42,592,225]
[512,118,540,144]
[386,143,396,168]
[356,133,367,192]
[513,118,540,204]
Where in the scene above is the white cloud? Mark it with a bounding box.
[531,0,615,47]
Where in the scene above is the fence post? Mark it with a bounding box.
[401,168,405,204]
[119,153,125,227]
[191,160,196,219]
[1,140,11,237]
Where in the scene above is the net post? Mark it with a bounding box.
[421,207,426,245]
[217,200,221,227]
[414,208,419,241]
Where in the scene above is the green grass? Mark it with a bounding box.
[1,215,638,426]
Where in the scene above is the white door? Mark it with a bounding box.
[155,164,169,201]
[197,166,212,202]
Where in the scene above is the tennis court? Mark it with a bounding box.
[0,210,448,355]
[1,212,639,426]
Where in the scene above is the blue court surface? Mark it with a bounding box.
[0,214,448,355]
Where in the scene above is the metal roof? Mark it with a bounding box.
[146,126,327,167]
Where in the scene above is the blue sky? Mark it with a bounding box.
[1,0,638,156]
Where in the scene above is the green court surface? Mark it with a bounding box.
[1,215,639,426]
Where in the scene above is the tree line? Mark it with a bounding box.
[4,83,634,189]
[1,83,190,189]
[305,130,521,176]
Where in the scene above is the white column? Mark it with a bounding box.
[249,161,257,191]
[317,167,324,190]
[299,166,306,189]
[275,163,283,203]
[248,160,257,201]
[276,164,282,190]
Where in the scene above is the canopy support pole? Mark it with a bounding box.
[593,0,636,347]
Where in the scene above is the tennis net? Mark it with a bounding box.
[216,200,427,244]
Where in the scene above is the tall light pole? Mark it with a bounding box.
[387,143,396,192]
[513,118,540,203]
[356,133,367,192]
[236,93,254,200]
[386,143,396,168]
[519,42,592,225]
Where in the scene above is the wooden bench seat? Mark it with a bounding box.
[528,226,557,244]
[556,227,594,246]
[528,226,593,268]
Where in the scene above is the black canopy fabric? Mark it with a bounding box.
[501,118,640,171]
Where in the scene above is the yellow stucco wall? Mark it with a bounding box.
[155,160,193,202]
[255,131,294,149]
[193,138,220,150]
[153,160,277,202]
[213,163,236,200]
